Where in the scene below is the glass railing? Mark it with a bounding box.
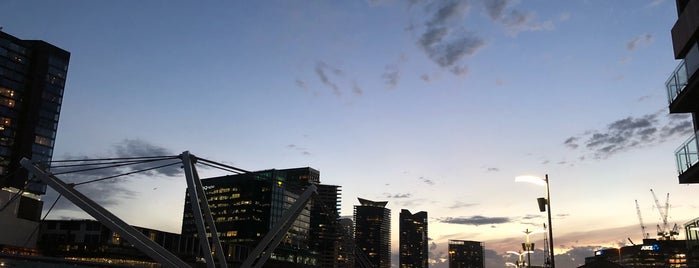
[675,130,699,175]
[666,59,688,105]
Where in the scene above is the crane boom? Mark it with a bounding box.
[650,189,670,238]
[635,200,649,239]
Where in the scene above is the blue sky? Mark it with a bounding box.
[2,0,698,267]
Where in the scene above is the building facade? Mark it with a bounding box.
[309,184,342,268]
[448,240,484,268]
[354,198,391,268]
[399,209,428,268]
[180,167,327,267]
[337,217,355,268]
[38,219,184,267]
[665,0,699,184]
[590,239,688,267]
[0,30,69,248]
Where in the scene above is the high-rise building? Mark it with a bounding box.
[0,30,69,248]
[665,0,699,184]
[399,209,428,268]
[182,168,322,267]
[309,184,342,268]
[337,217,355,268]
[353,198,391,268]
[448,240,484,268]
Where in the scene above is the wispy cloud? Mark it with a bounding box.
[315,61,343,96]
[486,167,500,172]
[385,192,412,198]
[447,201,478,209]
[627,34,653,51]
[286,144,311,156]
[564,111,692,159]
[419,176,435,185]
[413,0,486,75]
[436,215,512,226]
[483,0,555,36]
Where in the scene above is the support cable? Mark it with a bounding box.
[48,155,178,163]
[73,161,181,186]
[51,157,178,176]
[23,194,62,247]
[195,157,250,174]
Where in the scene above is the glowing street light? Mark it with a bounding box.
[517,228,545,268]
[516,174,555,268]
[507,251,528,268]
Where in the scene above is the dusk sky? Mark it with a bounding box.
[2,1,699,267]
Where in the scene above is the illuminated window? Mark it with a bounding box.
[0,88,14,98]
[0,98,15,108]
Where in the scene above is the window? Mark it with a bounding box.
[0,98,15,108]
[0,88,14,99]
[35,135,53,147]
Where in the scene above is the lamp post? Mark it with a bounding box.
[507,250,528,268]
[519,228,544,268]
[515,174,555,268]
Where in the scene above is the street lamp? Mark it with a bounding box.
[517,228,545,268]
[515,174,555,268]
[507,250,528,268]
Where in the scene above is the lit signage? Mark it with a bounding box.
[595,250,603,256]
[203,185,215,191]
[640,244,660,251]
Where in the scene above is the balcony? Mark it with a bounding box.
[666,57,699,113]
[675,130,699,183]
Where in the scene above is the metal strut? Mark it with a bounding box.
[20,158,191,268]
[181,151,228,268]
[241,184,318,268]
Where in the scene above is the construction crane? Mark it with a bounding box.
[635,200,649,239]
[650,189,668,238]
[650,189,679,240]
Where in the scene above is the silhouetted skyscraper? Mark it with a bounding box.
[180,168,317,266]
[399,209,428,268]
[448,240,484,268]
[310,184,342,268]
[0,30,69,248]
[354,198,391,268]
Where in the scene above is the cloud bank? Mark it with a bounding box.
[564,111,692,159]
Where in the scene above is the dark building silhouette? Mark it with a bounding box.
[685,217,699,267]
[181,167,343,267]
[337,217,355,268]
[0,30,69,248]
[309,184,342,268]
[448,240,484,268]
[399,209,428,268]
[38,219,186,267]
[666,0,699,184]
[587,239,687,267]
[354,198,391,268]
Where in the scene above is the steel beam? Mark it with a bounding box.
[20,158,191,268]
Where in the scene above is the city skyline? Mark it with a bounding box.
[2,1,699,267]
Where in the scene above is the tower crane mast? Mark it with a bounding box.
[635,200,649,240]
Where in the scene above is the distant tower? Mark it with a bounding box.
[448,240,484,268]
[399,209,428,268]
[310,184,342,268]
[0,31,70,248]
[337,217,355,268]
[354,198,391,268]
